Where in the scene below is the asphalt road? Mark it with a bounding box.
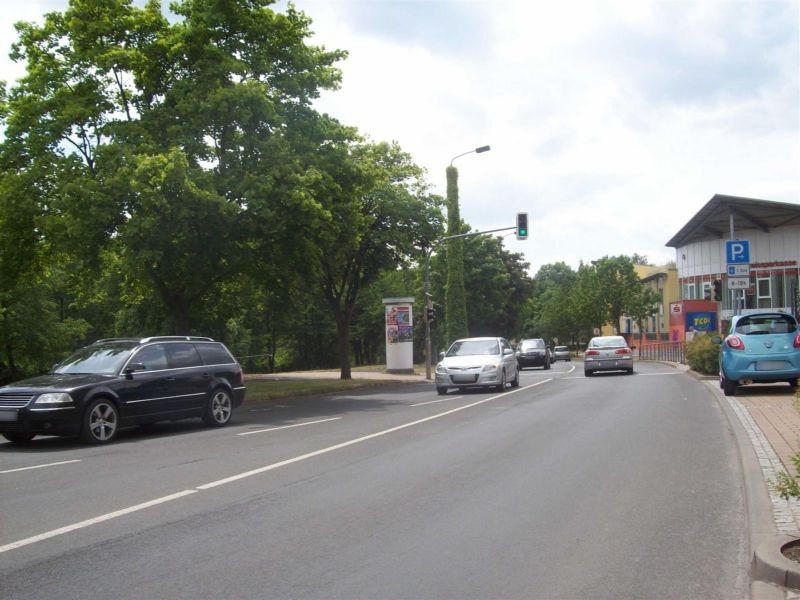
[0,361,749,599]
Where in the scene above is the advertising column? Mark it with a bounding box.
[383,297,415,374]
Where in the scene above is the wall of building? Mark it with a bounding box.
[675,224,800,321]
[676,226,800,277]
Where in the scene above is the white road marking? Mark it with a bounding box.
[237,417,342,436]
[0,459,81,475]
[0,490,197,554]
[411,396,464,407]
[0,380,552,554]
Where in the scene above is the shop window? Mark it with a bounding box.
[757,277,771,309]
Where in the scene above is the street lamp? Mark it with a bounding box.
[425,144,491,380]
[450,145,491,166]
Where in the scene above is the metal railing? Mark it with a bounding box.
[638,341,686,364]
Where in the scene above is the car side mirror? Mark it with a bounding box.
[439,351,446,361]
[124,363,146,378]
[503,348,514,356]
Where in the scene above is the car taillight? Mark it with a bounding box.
[238,370,246,385]
[794,334,800,349]
[585,350,600,356]
[726,336,745,350]
[615,348,631,355]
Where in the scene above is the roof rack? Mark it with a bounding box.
[139,336,214,343]
[93,336,214,345]
[92,338,141,345]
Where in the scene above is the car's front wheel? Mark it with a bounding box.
[436,386,448,395]
[510,368,520,388]
[2,432,36,444]
[203,388,233,427]
[80,398,119,444]
[495,370,506,392]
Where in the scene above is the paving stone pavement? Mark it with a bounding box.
[724,387,800,535]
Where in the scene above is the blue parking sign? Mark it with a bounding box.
[726,240,750,264]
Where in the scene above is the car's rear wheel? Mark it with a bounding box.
[203,388,233,427]
[789,379,799,389]
[2,432,36,444]
[544,359,551,370]
[584,369,593,377]
[80,398,119,444]
[722,374,737,396]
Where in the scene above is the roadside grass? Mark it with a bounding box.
[244,378,399,404]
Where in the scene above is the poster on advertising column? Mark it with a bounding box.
[386,305,412,344]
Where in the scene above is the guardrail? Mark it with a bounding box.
[638,341,686,364]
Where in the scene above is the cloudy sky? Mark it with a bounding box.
[2,0,799,274]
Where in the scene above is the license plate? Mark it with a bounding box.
[0,410,18,422]
[756,361,788,371]
[452,374,477,383]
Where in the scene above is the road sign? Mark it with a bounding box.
[727,264,750,276]
[728,277,750,290]
[726,240,750,264]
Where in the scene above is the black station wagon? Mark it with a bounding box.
[0,336,246,444]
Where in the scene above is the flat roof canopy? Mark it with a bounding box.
[666,194,800,248]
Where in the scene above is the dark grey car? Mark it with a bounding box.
[516,338,551,370]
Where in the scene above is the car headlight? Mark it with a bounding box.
[33,392,74,405]
[482,363,499,372]
[435,364,446,374]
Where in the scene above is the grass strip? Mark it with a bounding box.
[244,378,397,404]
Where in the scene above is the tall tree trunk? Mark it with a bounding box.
[335,315,352,379]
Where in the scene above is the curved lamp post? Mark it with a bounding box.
[424,145,491,380]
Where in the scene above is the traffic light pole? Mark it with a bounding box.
[424,226,518,380]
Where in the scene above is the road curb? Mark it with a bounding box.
[752,533,800,590]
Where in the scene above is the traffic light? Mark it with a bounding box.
[427,306,436,322]
[713,279,722,301]
[516,212,528,240]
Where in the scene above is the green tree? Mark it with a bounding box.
[311,140,443,379]
[525,262,579,345]
[592,255,644,332]
[444,165,468,344]
[462,235,533,339]
[3,0,347,337]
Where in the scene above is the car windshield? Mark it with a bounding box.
[447,340,500,356]
[555,346,568,351]
[735,314,797,335]
[589,337,627,349]
[53,343,136,375]
[520,340,545,350]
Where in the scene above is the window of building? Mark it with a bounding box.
[682,283,696,300]
[757,277,772,309]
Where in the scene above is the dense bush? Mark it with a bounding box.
[685,333,721,375]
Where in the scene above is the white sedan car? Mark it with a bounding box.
[435,337,519,395]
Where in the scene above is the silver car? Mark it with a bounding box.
[552,345,571,362]
[435,337,519,395]
[583,335,633,376]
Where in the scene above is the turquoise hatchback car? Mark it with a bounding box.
[718,312,800,396]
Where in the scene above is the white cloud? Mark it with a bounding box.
[2,0,798,276]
